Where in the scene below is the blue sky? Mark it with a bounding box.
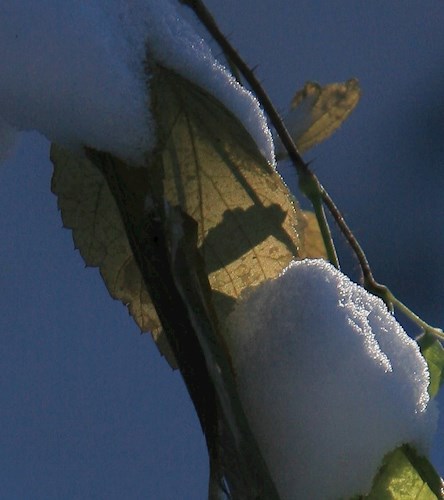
[0,1,443,498]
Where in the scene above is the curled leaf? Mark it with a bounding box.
[276,78,361,159]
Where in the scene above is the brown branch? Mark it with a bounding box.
[179,0,379,285]
[179,0,309,176]
[180,0,444,338]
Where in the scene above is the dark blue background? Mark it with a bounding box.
[0,2,443,498]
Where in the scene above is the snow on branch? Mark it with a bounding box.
[225,259,437,499]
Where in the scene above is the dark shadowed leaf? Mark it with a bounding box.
[164,207,280,498]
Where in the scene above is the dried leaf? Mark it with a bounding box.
[276,78,360,159]
[150,66,305,320]
[50,146,178,366]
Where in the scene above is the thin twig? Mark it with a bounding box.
[179,0,307,174]
[178,0,339,269]
[320,189,389,299]
[179,0,444,340]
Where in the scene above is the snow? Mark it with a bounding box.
[225,259,437,499]
[0,1,152,164]
[0,0,274,165]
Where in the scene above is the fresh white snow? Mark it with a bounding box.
[0,0,274,165]
[2,3,437,497]
[225,259,437,499]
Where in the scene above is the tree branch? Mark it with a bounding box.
[86,149,281,499]
[179,0,444,340]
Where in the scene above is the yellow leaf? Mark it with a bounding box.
[150,66,305,318]
[276,78,360,158]
[51,66,306,365]
[50,146,177,367]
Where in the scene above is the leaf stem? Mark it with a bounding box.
[388,293,444,341]
[313,201,339,269]
[298,169,339,268]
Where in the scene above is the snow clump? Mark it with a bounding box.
[225,258,437,500]
[0,0,273,165]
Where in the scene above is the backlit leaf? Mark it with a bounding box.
[276,78,360,159]
[418,333,444,398]
[365,445,443,499]
[51,66,306,365]
[50,146,179,366]
[150,66,305,320]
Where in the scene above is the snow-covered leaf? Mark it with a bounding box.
[225,259,436,499]
[50,145,179,366]
[150,65,305,319]
[276,79,360,159]
[365,445,443,499]
[418,333,444,398]
[50,66,306,365]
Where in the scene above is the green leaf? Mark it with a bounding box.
[276,78,360,159]
[364,445,443,499]
[150,65,305,320]
[418,333,444,398]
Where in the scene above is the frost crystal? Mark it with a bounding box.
[225,259,437,499]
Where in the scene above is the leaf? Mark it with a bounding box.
[276,78,360,159]
[365,445,443,499]
[51,66,306,366]
[418,333,444,398]
[164,206,280,498]
[299,210,328,259]
[50,145,177,368]
[150,66,305,321]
